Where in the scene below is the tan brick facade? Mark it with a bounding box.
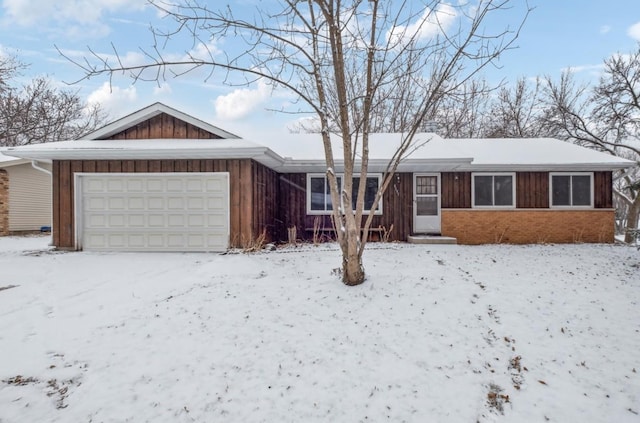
[441,209,615,244]
[0,169,9,236]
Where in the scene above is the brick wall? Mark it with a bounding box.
[0,170,9,236]
[441,209,615,244]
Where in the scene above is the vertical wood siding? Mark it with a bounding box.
[516,172,549,208]
[52,159,269,249]
[276,173,413,242]
[441,172,471,208]
[594,171,612,208]
[441,171,611,210]
[251,162,279,242]
[100,113,223,140]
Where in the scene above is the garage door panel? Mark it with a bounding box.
[108,215,126,227]
[79,173,229,252]
[127,179,144,192]
[187,197,205,209]
[167,197,185,209]
[166,179,184,192]
[107,179,125,192]
[87,197,106,210]
[108,197,126,210]
[186,179,203,192]
[206,179,223,191]
[148,197,164,209]
[207,214,226,226]
[128,215,145,227]
[128,198,144,210]
[207,197,225,210]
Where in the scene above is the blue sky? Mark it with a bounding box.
[1,0,639,140]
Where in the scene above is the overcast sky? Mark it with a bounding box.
[1,0,639,139]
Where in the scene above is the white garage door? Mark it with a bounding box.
[77,173,229,252]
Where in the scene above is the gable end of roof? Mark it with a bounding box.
[82,102,240,140]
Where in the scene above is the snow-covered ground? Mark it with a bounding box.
[0,235,639,422]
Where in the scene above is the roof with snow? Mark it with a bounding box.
[2,132,634,172]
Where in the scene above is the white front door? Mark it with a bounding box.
[413,173,441,234]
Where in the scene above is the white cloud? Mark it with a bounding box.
[628,21,640,41]
[87,82,138,116]
[2,0,147,26]
[214,80,271,121]
[188,40,221,62]
[153,83,172,96]
[387,4,457,45]
[600,25,611,35]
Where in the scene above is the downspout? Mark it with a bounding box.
[30,160,54,246]
[31,160,52,175]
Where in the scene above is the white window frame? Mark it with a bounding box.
[306,173,383,215]
[471,172,516,208]
[549,172,594,208]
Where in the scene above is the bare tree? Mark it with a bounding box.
[484,76,553,138]
[542,46,640,242]
[0,60,107,146]
[0,55,25,94]
[64,0,530,285]
[430,78,495,137]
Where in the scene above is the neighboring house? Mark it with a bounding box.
[2,102,634,251]
[0,153,52,236]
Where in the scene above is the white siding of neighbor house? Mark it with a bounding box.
[6,163,52,231]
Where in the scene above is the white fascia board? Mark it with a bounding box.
[1,146,285,165]
[458,162,635,172]
[274,158,474,173]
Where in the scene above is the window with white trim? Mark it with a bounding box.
[550,173,593,207]
[472,173,515,207]
[307,174,382,214]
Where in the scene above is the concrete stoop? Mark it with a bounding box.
[407,235,457,245]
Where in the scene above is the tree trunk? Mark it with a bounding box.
[341,220,365,286]
[624,194,640,243]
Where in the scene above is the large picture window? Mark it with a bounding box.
[550,173,593,207]
[472,173,515,207]
[307,174,382,214]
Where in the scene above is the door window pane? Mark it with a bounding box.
[416,176,437,195]
[416,197,438,216]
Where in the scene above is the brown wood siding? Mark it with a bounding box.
[251,162,279,242]
[52,159,262,250]
[516,172,549,208]
[99,113,223,140]
[276,173,413,242]
[594,171,613,208]
[441,172,471,208]
[277,174,307,241]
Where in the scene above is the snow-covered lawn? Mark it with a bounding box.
[1,235,639,422]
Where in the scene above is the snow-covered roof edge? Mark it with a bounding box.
[1,135,635,173]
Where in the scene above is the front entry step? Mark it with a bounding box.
[408,235,457,245]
